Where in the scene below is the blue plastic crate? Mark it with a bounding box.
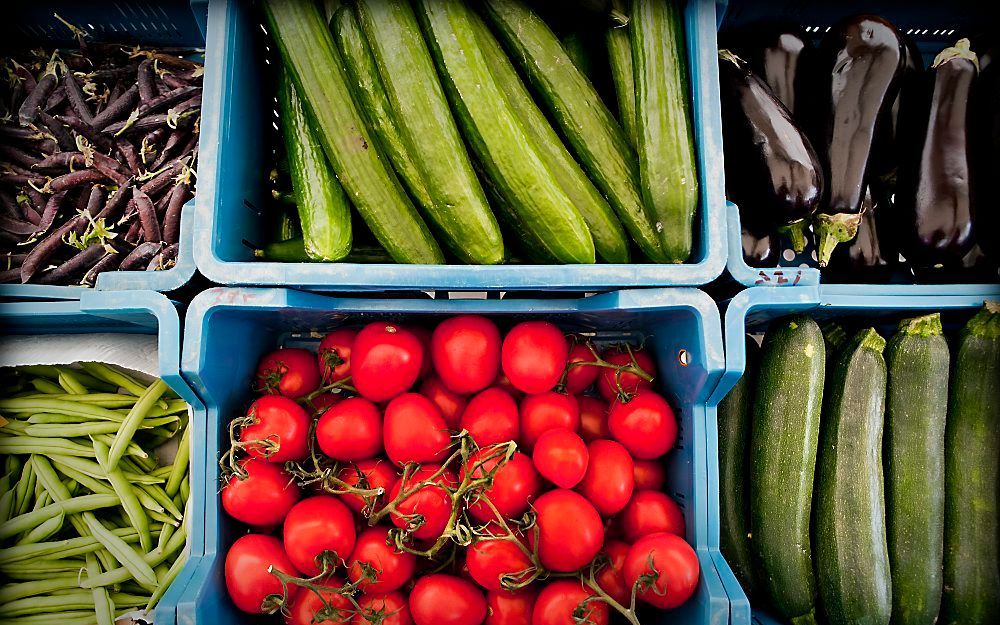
[0,290,207,625]
[0,0,207,300]
[706,283,1000,625]
[177,287,730,624]
[192,0,727,292]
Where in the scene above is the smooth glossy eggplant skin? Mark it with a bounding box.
[871,36,924,192]
[743,227,780,268]
[825,186,896,281]
[718,50,823,253]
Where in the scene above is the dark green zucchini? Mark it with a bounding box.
[606,0,637,148]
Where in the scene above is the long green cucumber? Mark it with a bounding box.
[255,237,392,264]
[631,0,699,262]
[276,71,351,261]
[607,0,637,148]
[262,0,443,264]
[750,315,824,625]
[718,335,758,596]
[481,0,665,262]
[561,31,594,80]
[815,328,891,625]
[353,0,503,265]
[469,12,630,263]
[942,302,1000,624]
[415,0,595,264]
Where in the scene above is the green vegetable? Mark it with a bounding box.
[561,31,594,79]
[607,0,637,148]
[107,378,168,470]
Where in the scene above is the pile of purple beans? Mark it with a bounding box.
[0,33,201,286]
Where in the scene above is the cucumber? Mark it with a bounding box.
[482,0,666,263]
[561,31,594,80]
[750,315,824,625]
[353,0,504,265]
[814,328,891,625]
[469,12,630,263]
[718,335,758,596]
[607,0,637,148]
[415,0,595,265]
[262,0,443,264]
[631,0,699,262]
[942,302,1000,624]
[884,314,948,625]
[277,71,352,261]
[256,237,392,264]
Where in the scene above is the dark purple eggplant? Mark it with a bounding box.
[724,23,813,118]
[743,228,780,268]
[824,186,896,280]
[974,53,999,264]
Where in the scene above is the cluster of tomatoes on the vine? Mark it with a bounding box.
[221,315,700,625]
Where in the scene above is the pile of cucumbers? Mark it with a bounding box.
[719,302,1000,625]
[257,0,699,265]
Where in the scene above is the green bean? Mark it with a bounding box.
[179,475,190,503]
[135,399,189,419]
[164,425,190,498]
[0,576,83,603]
[57,370,87,395]
[14,510,63,545]
[25,416,175,438]
[107,379,168,471]
[30,378,65,394]
[0,490,13,524]
[87,553,115,625]
[0,611,100,625]
[79,362,147,396]
[49,462,112,496]
[127,451,158,473]
[0,591,147,617]
[17,393,142,408]
[48,455,163,485]
[25,413,90,424]
[93,439,151,552]
[4,455,19,474]
[0,493,119,541]
[11,462,36,517]
[0,528,140,565]
[81,521,186,589]
[138,482,182,520]
[156,519,176,552]
[92,433,148,461]
[0,436,95,457]
[0,419,30,435]
[0,398,125,421]
[146,549,187,611]
[148,508,180,527]
[19,365,116,392]
[149,465,174,479]
[133,487,166,515]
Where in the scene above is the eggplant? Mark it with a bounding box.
[974,54,999,264]
[732,24,813,118]
[824,186,896,281]
[808,15,903,266]
[870,36,924,194]
[718,50,823,254]
[742,228,780,268]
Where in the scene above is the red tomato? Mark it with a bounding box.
[419,376,468,430]
[255,347,321,399]
[388,465,457,541]
[531,428,588,489]
[577,396,610,442]
[352,322,424,402]
[501,322,568,395]
[461,450,540,523]
[317,397,383,462]
[532,489,604,572]
[225,534,300,614]
[283,496,357,576]
[608,392,677,460]
[308,392,342,415]
[353,591,412,625]
[239,396,310,463]
[564,344,600,394]
[621,491,685,542]
[222,458,300,527]
[486,588,536,625]
[466,537,534,592]
[595,540,630,606]
[596,349,655,401]
[492,371,523,398]
[409,325,434,380]
[318,329,356,385]
[532,580,608,625]
[632,460,666,491]
[460,387,520,448]
[383,393,450,466]
[337,459,400,515]
[285,578,352,625]
[623,532,700,608]
[519,392,579,452]
[432,315,501,394]
[577,439,634,516]
[348,527,417,595]
[409,574,487,625]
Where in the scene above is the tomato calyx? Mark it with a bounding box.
[561,341,654,401]
[634,552,668,599]
[296,376,355,408]
[254,360,290,395]
[220,410,279,476]
[282,428,387,512]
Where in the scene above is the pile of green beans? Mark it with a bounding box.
[0,363,191,625]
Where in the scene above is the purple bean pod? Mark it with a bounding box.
[91,84,139,130]
[131,187,161,243]
[146,242,178,270]
[26,187,46,216]
[63,71,95,125]
[12,62,37,93]
[151,130,185,170]
[19,212,88,282]
[138,59,157,102]
[43,85,67,112]
[0,145,43,169]
[34,151,81,170]
[48,169,107,193]
[35,190,68,235]
[0,172,47,186]
[82,247,123,285]
[0,267,20,283]
[0,216,37,235]
[119,241,162,270]
[18,71,57,125]
[22,203,42,226]
[3,252,27,269]
[35,110,77,152]
[0,126,47,141]
[123,214,143,244]
[162,182,188,245]
[0,190,23,219]
[37,243,107,284]
[136,85,199,117]
[58,114,113,151]
[139,160,184,196]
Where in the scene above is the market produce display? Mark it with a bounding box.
[0,364,192,625]
[0,22,202,285]
[718,303,1000,624]
[220,314,700,624]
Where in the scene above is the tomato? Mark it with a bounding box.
[632,460,666,491]
[409,574,487,625]
[532,580,608,625]
[486,588,536,625]
[461,450,540,524]
[285,578,352,625]
[337,459,400,515]
[318,328,356,385]
[419,376,468,430]
[576,439,634,516]
[353,591,412,625]
[388,465,457,541]
[316,397,383,462]
[283,496,357,576]
[352,322,424,402]
[531,428,588,489]
[595,540,630,605]
[432,315,501,394]
[466,537,534,592]
[501,321,568,395]
[383,393,451,466]
[577,396,610,442]
[460,387,520,448]
[255,347,322,399]
[596,349,655,401]
[308,392,342,416]
[491,371,523,398]
[564,344,600,394]
[623,532,699,609]
[519,392,579,452]
[607,392,677,460]
[222,458,300,527]
[409,325,434,380]
[532,489,604,572]
[621,491,685,542]
[239,396,310,463]
[348,527,417,595]
[225,534,300,614]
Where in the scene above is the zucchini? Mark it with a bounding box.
[750,315,824,625]
[482,0,666,263]
[469,11,630,263]
[415,0,595,265]
[262,0,443,264]
[814,328,891,625]
[884,314,948,625]
[942,302,1000,624]
[607,0,637,149]
[353,0,504,265]
[631,0,699,262]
